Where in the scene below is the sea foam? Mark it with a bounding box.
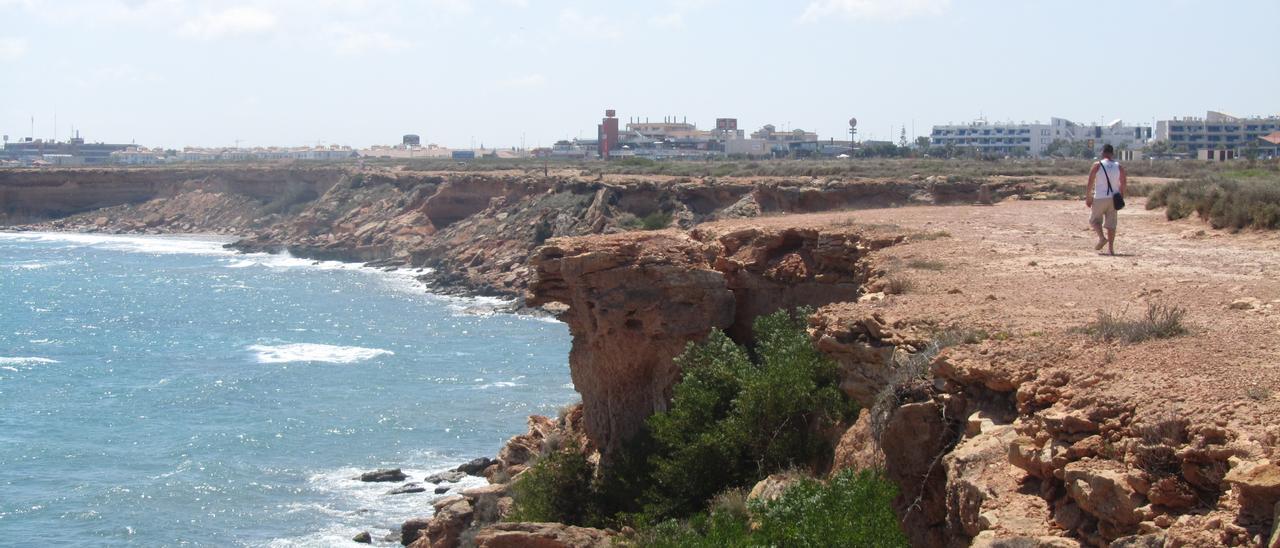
[247,344,394,364]
[0,232,238,256]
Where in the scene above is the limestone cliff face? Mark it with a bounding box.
[527,223,902,455]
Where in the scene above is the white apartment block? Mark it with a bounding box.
[931,117,1151,157]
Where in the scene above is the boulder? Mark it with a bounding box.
[352,531,372,544]
[425,470,468,484]
[456,457,495,476]
[1223,460,1280,520]
[400,516,433,546]
[831,409,885,474]
[472,522,614,548]
[1064,460,1146,527]
[747,473,800,505]
[408,497,473,548]
[434,486,450,494]
[359,468,408,482]
[1108,534,1165,548]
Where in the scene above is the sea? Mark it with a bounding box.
[0,232,576,546]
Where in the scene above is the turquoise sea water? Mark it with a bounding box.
[0,232,575,546]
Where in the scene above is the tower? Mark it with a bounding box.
[598,109,619,159]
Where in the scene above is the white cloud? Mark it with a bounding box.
[800,0,951,22]
[180,6,278,39]
[0,37,28,60]
[427,0,473,14]
[558,9,622,41]
[332,29,411,55]
[500,73,546,88]
[649,12,685,29]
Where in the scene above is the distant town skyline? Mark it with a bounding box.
[1,0,1276,149]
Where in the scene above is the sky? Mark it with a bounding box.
[1,0,1277,149]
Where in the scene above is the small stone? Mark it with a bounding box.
[352,531,372,544]
[435,486,450,494]
[1230,298,1261,310]
[948,288,963,294]
[985,294,998,301]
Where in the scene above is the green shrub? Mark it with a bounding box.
[636,469,907,548]
[643,309,851,520]
[506,443,595,524]
[640,211,673,230]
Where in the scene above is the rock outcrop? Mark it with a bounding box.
[471,522,615,548]
[527,223,901,455]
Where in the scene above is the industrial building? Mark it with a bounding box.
[1154,111,1280,154]
[930,118,1151,157]
[1,132,133,165]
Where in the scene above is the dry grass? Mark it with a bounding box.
[883,276,915,295]
[906,259,945,271]
[1087,302,1188,343]
[909,230,952,241]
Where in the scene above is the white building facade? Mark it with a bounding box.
[930,117,1151,157]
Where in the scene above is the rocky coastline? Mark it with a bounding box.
[4,166,1277,547]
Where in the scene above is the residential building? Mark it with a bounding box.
[1155,111,1280,153]
[930,117,1151,157]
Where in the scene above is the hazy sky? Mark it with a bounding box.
[1,0,1276,149]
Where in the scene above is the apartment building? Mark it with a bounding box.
[1155,111,1280,153]
[930,118,1151,157]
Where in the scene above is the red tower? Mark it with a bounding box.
[598,109,619,159]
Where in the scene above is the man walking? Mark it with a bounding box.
[1085,144,1127,255]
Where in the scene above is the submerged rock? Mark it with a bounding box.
[386,483,427,495]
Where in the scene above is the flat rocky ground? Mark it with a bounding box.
[695,197,1279,545]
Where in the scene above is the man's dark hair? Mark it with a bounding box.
[1102,144,1115,156]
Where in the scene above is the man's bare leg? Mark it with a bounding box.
[1106,228,1116,256]
[1093,224,1107,250]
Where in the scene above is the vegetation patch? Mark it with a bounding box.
[1085,302,1188,343]
[504,309,880,539]
[506,441,595,524]
[1147,174,1280,231]
[633,469,906,547]
[641,309,853,520]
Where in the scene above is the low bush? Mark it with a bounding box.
[1147,175,1280,231]
[506,443,594,524]
[636,469,907,547]
[643,309,851,519]
[1087,302,1188,343]
[639,211,673,230]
